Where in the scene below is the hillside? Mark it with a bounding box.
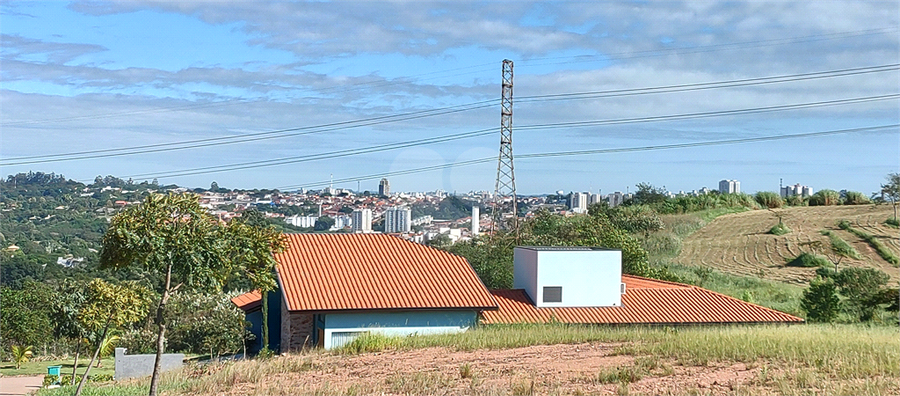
[676,205,898,285]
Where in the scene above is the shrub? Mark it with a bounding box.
[809,190,840,206]
[885,218,899,228]
[842,191,870,205]
[786,252,829,268]
[801,277,840,322]
[755,192,783,208]
[769,223,791,235]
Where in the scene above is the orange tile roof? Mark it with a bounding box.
[231,290,261,311]
[482,275,803,325]
[275,234,498,312]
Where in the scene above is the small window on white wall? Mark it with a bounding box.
[543,286,562,303]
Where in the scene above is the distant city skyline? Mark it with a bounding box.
[1,2,897,195]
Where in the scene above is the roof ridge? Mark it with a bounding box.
[622,274,692,288]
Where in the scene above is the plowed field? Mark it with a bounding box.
[676,205,899,285]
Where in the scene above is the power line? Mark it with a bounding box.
[0,101,495,166]
[68,93,900,181]
[277,124,898,190]
[516,64,899,103]
[4,63,896,166]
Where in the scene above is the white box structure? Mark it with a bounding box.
[513,247,623,307]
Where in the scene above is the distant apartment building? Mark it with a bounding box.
[379,178,391,196]
[718,179,740,194]
[781,183,813,198]
[609,192,625,208]
[589,193,602,206]
[285,215,318,228]
[351,209,372,233]
[332,214,353,231]
[570,192,588,214]
[384,206,411,233]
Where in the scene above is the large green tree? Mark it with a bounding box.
[99,192,233,396]
[0,280,54,350]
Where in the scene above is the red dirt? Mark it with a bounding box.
[223,343,774,395]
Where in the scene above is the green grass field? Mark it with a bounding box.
[0,357,114,378]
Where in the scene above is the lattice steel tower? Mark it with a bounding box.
[492,59,517,233]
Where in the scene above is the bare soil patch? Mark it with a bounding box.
[676,205,898,285]
[220,344,794,395]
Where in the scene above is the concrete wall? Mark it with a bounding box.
[322,310,477,349]
[514,247,623,308]
[114,348,184,380]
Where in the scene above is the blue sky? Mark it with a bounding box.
[1,1,898,195]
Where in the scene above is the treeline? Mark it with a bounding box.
[1,280,248,359]
[444,203,681,290]
[626,183,877,215]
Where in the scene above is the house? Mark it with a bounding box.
[233,242,801,353]
[482,247,803,325]
[232,234,498,351]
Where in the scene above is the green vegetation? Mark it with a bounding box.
[809,189,841,206]
[801,277,840,322]
[446,207,669,289]
[786,252,831,268]
[842,191,871,205]
[820,230,861,259]
[755,191,783,208]
[769,222,791,235]
[838,220,899,266]
[0,358,114,377]
[665,263,803,315]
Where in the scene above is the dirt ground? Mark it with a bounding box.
[676,205,898,284]
[226,343,772,395]
[0,375,44,396]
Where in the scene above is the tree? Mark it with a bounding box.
[10,345,33,369]
[631,183,667,205]
[881,172,900,221]
[99,192,234,396]
[51,280,89,385]
[0,281,53,350]
[226,220,286,355]
[73,279,150,396]
[210,181,219,192]
[833,267,890,321]
[314,216,335,231]
[801,276,840,323]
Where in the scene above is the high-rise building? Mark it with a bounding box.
[609,192,625,208]
[570,192,588,213]
[718,179,740,194]
[379,178,390,196]
[351,209,372,233]
[471,206,480,236]
[384,206,411,233]
[781,183,813,198]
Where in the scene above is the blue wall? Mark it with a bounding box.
[323,310,478,349]
[244,289,283,354]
